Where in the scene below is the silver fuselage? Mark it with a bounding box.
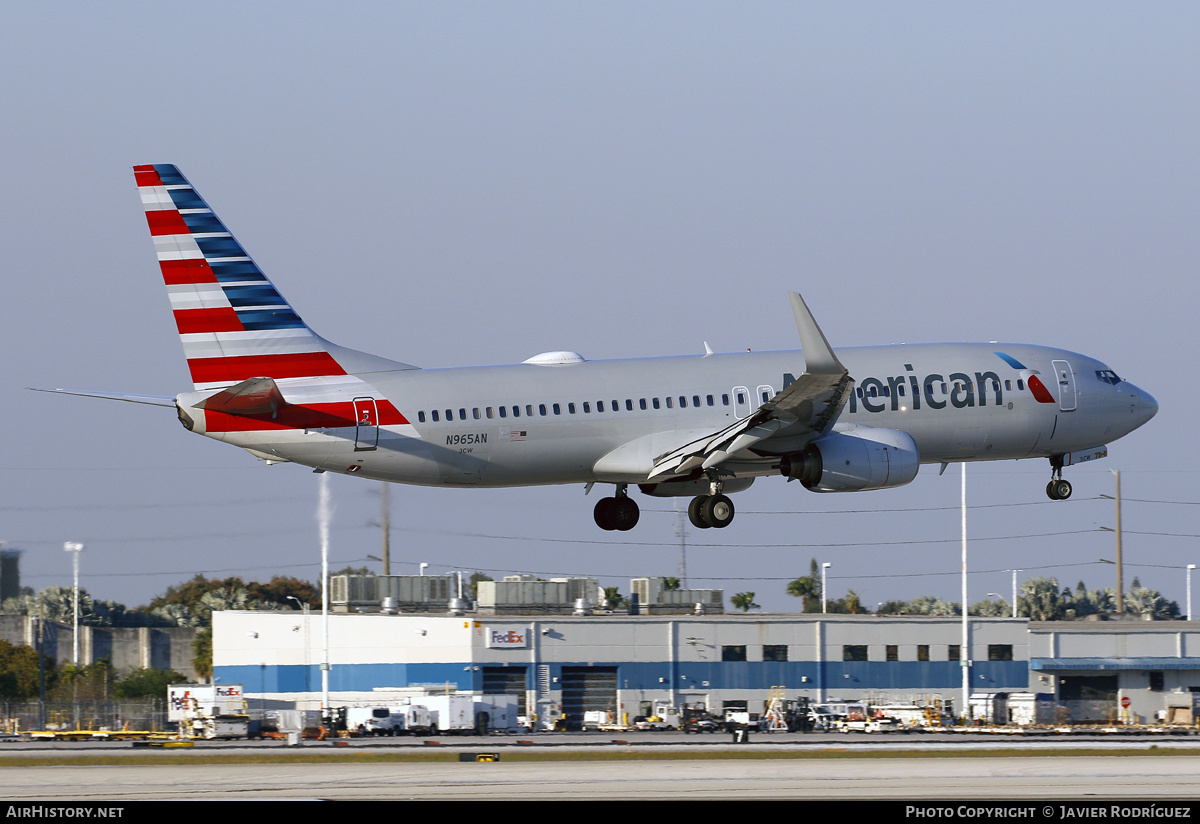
[190,341,1157,490]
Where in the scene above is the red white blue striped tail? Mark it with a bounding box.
[134,164,347,391]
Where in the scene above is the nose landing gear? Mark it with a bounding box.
[1046,456,1073,500]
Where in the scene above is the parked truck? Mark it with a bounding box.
[422,694,476,734]
[389,704,434,736]
[833,703,900,734]
[168,683,250,740]
[681,705,722,734]
[472,694,519,733]
[344,706,398,736]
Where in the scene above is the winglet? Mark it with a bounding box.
[788,291,844,375]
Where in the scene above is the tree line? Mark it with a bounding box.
[0,641,186,702]
[727,558,1180,619]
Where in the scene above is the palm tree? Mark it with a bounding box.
[786,577,817,611]
[602,587,626,610]
[786,558,825,612]
[1018,577,1068,621]
[731,592,759,612]
[192,628,213,682]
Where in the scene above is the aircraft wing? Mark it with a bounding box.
[648,292,853,478]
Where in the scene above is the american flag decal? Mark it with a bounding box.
[510,430,527,442]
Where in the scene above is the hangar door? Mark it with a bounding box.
[483,666,527,716]
[1059,674,1117,722]
[561,666,618,731]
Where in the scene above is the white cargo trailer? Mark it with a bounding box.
[422,694,475,734]
[473,695,520,733]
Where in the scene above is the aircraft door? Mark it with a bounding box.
[353,397,379,451]
[733,386,751,419]
[1050,360,1077,412]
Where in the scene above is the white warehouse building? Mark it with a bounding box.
[215,611,1036,724]
[214,606,1200,727]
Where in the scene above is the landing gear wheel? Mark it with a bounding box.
[595,495,640,530]
[688,496,712,529]
[1048,479,1072,500]
[594,497,617,530]
[611,496,639,531]
[702,494,735,528]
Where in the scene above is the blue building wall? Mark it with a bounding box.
[217,659,1028,694]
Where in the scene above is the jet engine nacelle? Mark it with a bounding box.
[778,426,920,492]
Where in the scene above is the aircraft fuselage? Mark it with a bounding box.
[183,341,1155,490]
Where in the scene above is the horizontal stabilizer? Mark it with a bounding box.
[194,377,286,417]
[28,387,175,407]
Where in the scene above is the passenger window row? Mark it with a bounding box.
[416,393,733,424]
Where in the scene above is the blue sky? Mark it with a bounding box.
[2,2,1196,613]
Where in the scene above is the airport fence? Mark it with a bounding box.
[0,699,169,735]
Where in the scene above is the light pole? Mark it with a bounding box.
[1009,569,1020,619]
[380,483,391,576]
[1112,469,1123,615]
[1099,558,1120,614]
[63,542,84,665]
[1188,565,1196,622]
[1100,470,1124,615]
[317,474,331,713]
[960,463,969,724]
[821,562,831,614]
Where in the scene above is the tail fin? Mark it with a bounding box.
[134,164,414,390]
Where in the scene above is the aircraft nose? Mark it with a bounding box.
[1130,385,1158,428]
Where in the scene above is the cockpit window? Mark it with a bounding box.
[1096,370,1122,385]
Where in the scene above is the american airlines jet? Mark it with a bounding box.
[43,165,1159,532]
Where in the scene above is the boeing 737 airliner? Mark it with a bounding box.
[42,165,1160,531]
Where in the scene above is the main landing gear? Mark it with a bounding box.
[687,477,736,529]
[1046,456,1073,501]
[688,494,735,529]
[594,484,640,531]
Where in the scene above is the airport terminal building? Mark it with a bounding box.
[213,576,1200,726]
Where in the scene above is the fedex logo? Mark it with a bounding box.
[487,628,528,649]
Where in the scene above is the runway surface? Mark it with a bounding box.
[4,734,1200,800]
[6,756,1200,800]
